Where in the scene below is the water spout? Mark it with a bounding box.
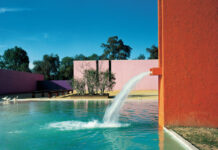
[103,71,151,123]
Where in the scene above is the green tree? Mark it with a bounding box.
[101,36,132,60]
[33,54,60,80]
[59,57,74,80]
[44,54,60,80]
[87,53,99,60]
[0,55,5,69]
[84,69,98,94]
[99,70,115,95]
[32,61,44,74]
[146,45,158,59]
[136,54,145,60]
[75,69,116,95]
[73,79,86,95]
[73,53,100,60]
[73,54,87,60]
[0,46,30,72]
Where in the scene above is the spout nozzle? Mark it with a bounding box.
[150,68,162,76]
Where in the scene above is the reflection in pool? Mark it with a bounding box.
[0,100,185,150]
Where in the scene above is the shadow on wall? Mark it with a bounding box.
[37,80,72,91]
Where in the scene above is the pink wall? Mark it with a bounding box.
[112,60,158,90]
[74,61,96,79]
[74,60,158,91]
[0,69,44,95]
[99,60,109,72]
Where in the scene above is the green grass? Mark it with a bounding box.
[169,126,218,150]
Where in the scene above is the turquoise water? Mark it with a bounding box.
[0,100,185,150]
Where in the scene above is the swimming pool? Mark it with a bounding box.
[0,100,185,150]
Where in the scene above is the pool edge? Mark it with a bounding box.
[164,127,199,150]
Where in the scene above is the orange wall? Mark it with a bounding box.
[158,0,218,127]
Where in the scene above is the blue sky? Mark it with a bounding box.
[0,0,158,68]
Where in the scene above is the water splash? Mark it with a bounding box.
[103,71,151,123]
[47,120,129,131]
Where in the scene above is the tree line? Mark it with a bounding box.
[0,36,158,80]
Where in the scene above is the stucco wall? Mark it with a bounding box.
[74,60,96,79]
[0,69,44,95]
[74,60,158,91]
[158,0,218,127]
[112,60,158,90]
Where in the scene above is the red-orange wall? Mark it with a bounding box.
[158,0,218,127]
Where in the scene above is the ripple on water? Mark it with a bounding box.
[8,130,23,134]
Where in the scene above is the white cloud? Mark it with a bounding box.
[0,8,31,14]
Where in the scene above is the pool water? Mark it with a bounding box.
[0,100,185,150]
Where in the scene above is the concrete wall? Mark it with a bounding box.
[157,0,218,128]
[74,60,158,91]
[0,69,44,95]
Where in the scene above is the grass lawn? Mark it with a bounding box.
[170,126,218,150]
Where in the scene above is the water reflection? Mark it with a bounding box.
[103,129,134,150]
[0,100,186,150]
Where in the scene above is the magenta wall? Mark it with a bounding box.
[0,69,44,95]
[74,60,158,91]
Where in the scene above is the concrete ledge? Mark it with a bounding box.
[0,99,157,105]
[17,98,157,102]
[164,127,199,150]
